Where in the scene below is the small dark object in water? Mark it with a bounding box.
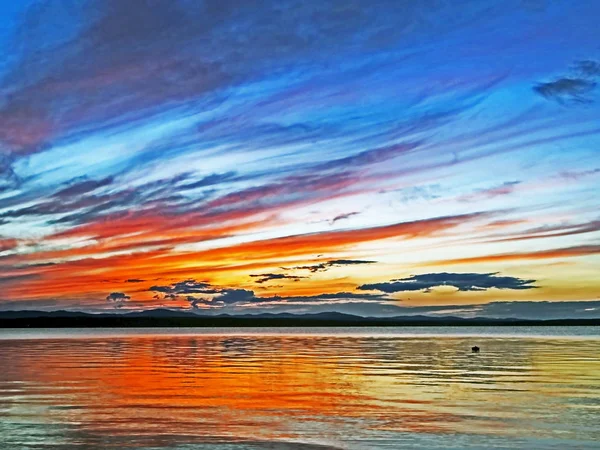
[472,346,480,353]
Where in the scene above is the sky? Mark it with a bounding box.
[0,0,599,319]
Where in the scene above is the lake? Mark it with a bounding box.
[1,327,599,449]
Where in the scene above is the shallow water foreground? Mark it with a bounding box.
[0,327,599,449]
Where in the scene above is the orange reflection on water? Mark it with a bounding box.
[1,333,599,448]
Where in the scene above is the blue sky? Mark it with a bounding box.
[0,0,599,318]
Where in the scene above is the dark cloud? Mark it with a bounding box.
[149,279,216,295]
[186,288,256,308]
[534,78,596,104]
[359,272,537,293]
[188,291,387,308]
[316,142,421,171]
[150,280,258,307]
[0,170,203,225]
[186,296,207,309]
[534,59,599,104]
[105,292,130,308]
[331,212,360,224]
[573,60,600,78]
[261,292,388,304]
[249,273,307,284]
[0,166,353,232]
[289,259,376,273]
[147,277,389,309]
[54,176,114,198]
[126,278,145,283]
[218,289,256,304]
[0,154,21,193]
[179,172,238,190]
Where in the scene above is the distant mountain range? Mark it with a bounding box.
[1,309,599,327]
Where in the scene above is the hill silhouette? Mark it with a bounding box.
[1,309,598,328]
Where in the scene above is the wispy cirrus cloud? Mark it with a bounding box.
[249,273,307,284]
[1,1,599,314]
[287,259,377,273]
[426,245,600,266]
[485,219,600,243]
[458,181,521,203]
[0,239,18,253]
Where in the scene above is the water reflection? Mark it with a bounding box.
[0,331,599,449]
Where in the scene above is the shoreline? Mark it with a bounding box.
[1,316,599,328]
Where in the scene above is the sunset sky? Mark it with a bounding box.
[0,0,599,318]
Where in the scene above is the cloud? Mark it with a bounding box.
[382,184,442,203]
[0,239,18,253]
[249,273,306,284]
[149,279,216,296]
[179,172,238,190]
[487,219,600,243]
[192,291,389,308]
[0,273,41,286]
[359,272,537,293]
[218,289,256,304]
[0,154,21,193]
[331,212,360,224]
[534,59,600,104]
[427,245,600,265]
[556,168,600,181]
[534,78,596,104]
[186,288,257,308]
[54,177,114,198]
[0,0,448,156]
[0,212,486,303]
[573,60,600,78]
[2,2,599,314]
[126,278,145,283]
[105,292,131,308]
[316,142,420,172]
[148,277,390,309]
[257,292,388,304]
[0,171,203,226]
[150,280,257,307]
[459,181,521,202]
[290,259,377,273]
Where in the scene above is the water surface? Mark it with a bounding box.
[1,327,599,449]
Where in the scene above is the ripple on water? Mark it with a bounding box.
[0,328,599,449]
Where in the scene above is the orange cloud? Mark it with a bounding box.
[1,213,484,303]
[425,245,600,266]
